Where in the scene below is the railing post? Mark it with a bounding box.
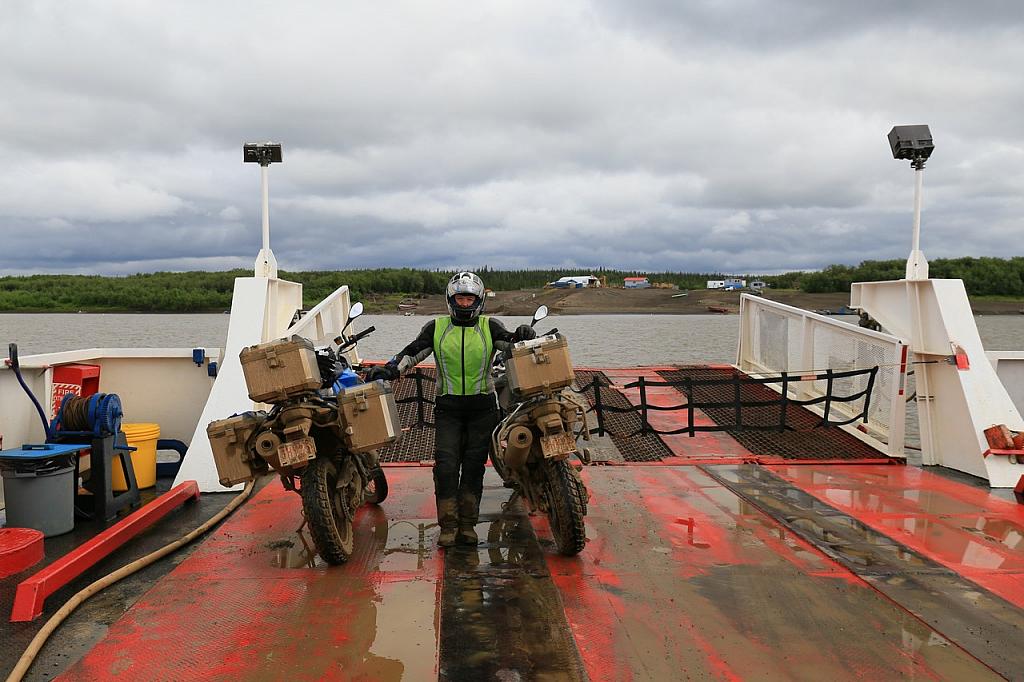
[414,370,425,427]
[733,373,742,429]
[686,378,695,437]
[821,369,834,426]
[862,366,878,424]
[639,376,648,435]
[779,372,789,432]
[594,378,605,437]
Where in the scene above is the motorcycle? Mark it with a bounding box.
[209,302,399,565]
[490,305,591,555]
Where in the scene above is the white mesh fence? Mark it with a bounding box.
[738,295,908,457]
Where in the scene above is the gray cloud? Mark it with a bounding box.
[0,0,1022,277]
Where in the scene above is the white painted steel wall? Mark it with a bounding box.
[285,286,356,363]
[853,279,1024,487]
[0,348,220,510]
[175,277,298,491]
[988,352,1024,417]
[737,294,908,459]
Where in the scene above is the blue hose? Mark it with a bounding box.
[8,343,52,441]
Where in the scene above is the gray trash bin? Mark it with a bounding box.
[2,464,76,537]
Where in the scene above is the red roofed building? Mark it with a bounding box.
[624,277,650,289]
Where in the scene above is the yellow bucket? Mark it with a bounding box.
[114,423,160,490]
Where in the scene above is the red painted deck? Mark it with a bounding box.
[54,462,1014,681]
[768,464,1024,611]
[57,469,443,681]
[540,467,998,680]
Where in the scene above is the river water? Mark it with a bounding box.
[2,312,1024,365]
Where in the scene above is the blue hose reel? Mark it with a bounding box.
[50,392,124,439]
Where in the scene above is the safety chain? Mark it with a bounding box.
[572,367,879,439]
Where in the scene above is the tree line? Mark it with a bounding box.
[789,257,1024,296]
[0,257,1020,312]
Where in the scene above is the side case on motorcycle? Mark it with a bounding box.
[337,380,402,454]
[207,412,270,486]
[507,334,575,397]
[239,336,322,403]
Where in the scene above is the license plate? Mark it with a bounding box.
[540,432,576,459]
[278,437,317,467]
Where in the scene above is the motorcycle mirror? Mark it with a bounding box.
[342,302,364,331]
[531,305,548,327]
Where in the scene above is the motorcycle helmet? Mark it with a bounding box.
[446,271,486,324]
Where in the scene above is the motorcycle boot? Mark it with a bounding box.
[436,497,459,547]
[456,492,481,545]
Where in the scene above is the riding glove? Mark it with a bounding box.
[366,362,400,382]
[515,324,537,342]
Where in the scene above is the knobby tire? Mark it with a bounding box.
[544,459,587,556]
[301,457,356,565]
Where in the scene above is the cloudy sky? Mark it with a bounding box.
[2,1,1022,276]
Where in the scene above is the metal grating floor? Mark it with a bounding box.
[379,369,436,463]
[657,368,889,461]
[573,370,672,462]
[380,368,676,463]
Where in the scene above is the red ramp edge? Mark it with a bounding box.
[11,481,200,622]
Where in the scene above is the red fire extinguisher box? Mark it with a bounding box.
[51,364,100,417]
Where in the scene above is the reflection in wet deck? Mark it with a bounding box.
[58,468,445,681]
[541,466,1000,681]
[57,464,1013,681]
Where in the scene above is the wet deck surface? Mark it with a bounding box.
[707,464,1024,678]
[767,464,1024,610]
[56,467,443,681]
[544,466,1000,681]
[0,479,235,681]
[29,463,1019,681]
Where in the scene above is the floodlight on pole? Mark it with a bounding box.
[243,142,283,278]
[888,125,934,281]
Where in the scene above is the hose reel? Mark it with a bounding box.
[52,393,123,438]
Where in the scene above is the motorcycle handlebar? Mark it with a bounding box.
[352,325,376,342]
[335,325,376,352]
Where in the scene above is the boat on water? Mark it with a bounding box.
[3,133,1024,680]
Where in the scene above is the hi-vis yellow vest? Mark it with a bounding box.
[434,316,493,396]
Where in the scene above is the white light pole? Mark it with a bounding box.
[243,142,282,279]
[887,126,933,281]
[906,165,927,280]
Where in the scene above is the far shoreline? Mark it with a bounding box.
[3,288,1022,316]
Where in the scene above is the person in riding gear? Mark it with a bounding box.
[367,271,536,546]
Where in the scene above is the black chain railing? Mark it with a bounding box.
[573,367,879,439]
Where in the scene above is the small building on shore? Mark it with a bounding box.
[547,275,601,288]
[724,277,746,290]
[624,277,651,289]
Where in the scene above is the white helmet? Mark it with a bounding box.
[446,271,485,324]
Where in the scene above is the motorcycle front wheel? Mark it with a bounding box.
[301,457,358,565]
[544,459,587,556]
[364,467,389,504]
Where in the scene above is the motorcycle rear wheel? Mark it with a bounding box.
[301,457,358,565]
[544,459,587,556]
